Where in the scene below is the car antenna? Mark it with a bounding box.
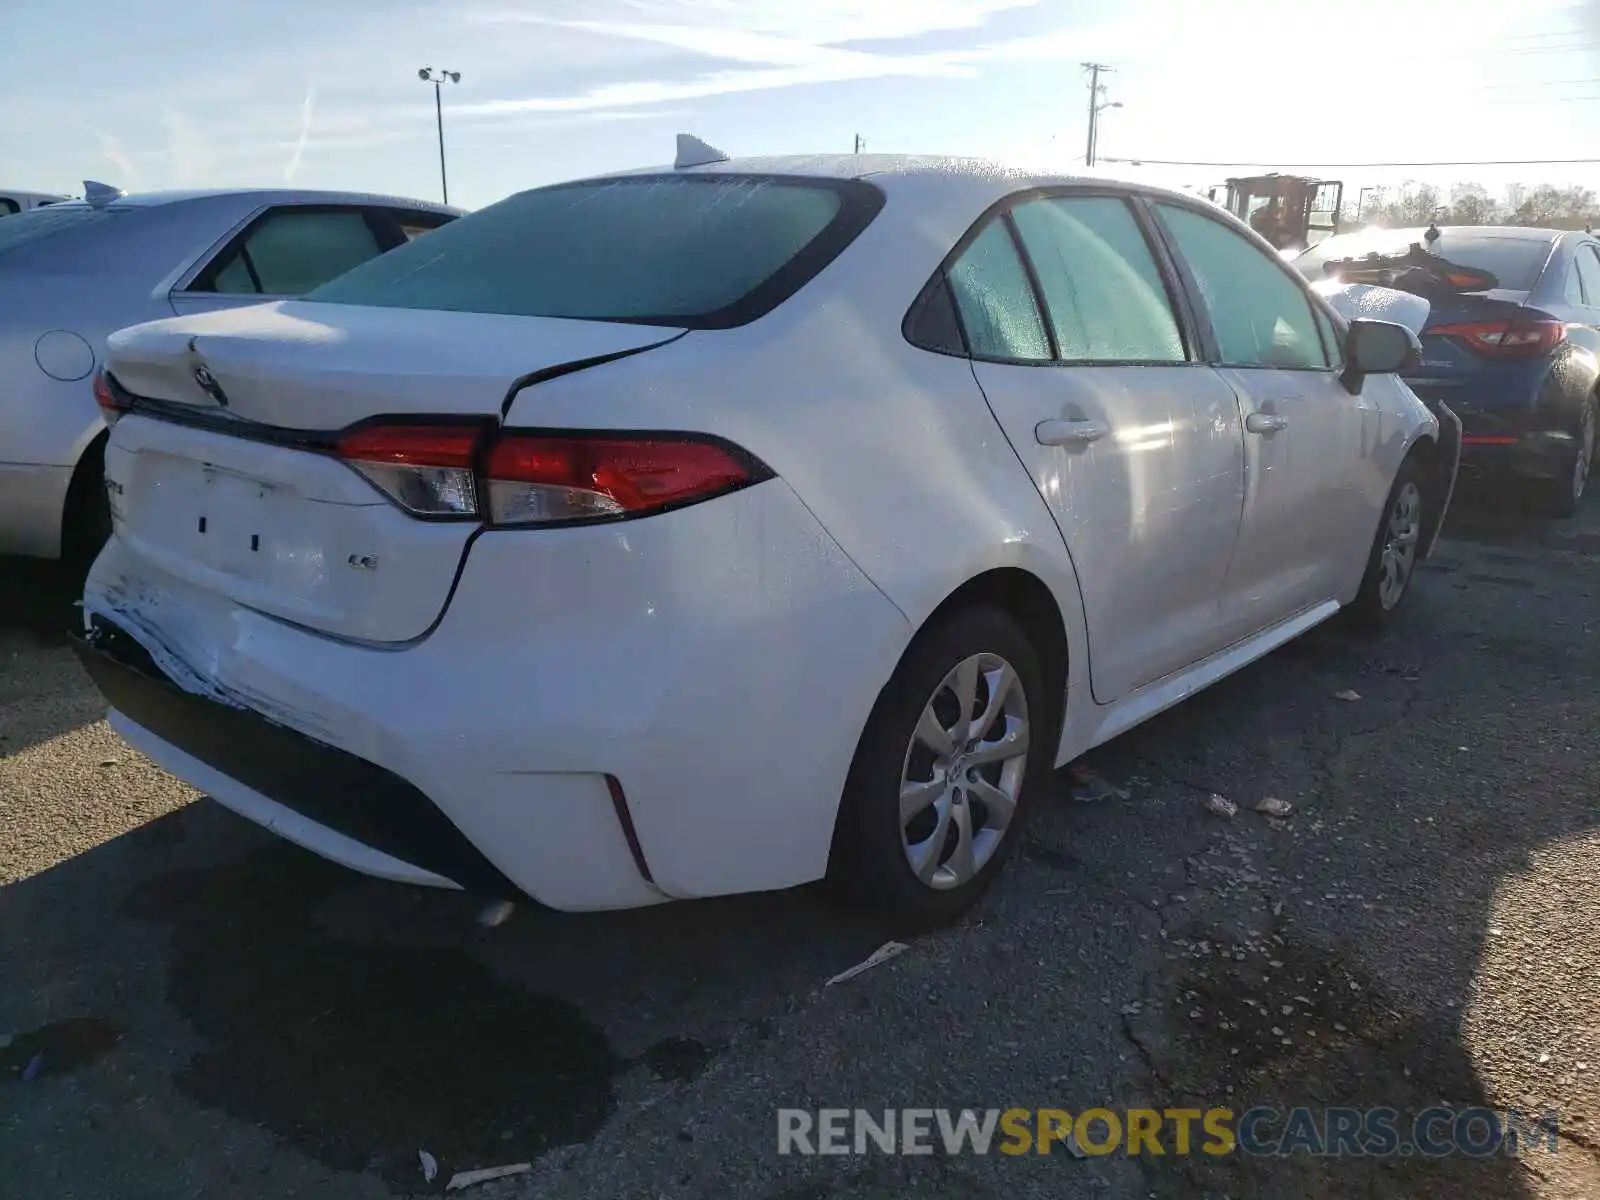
[674,133,729,170]
[83,180,125,208]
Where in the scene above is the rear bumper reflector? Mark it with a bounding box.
[71,618,522,899]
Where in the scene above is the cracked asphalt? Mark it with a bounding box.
[2,486,1597,1200]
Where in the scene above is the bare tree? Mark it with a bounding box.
[1331,180,1595,230]
[1447,182,1499,225]
[1370,182,1443,226]
[1514,184,1564,225]
[1558,185,1596,219]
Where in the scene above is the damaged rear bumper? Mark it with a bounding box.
[73,616,522,896]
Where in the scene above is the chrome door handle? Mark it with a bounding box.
[1245,412,1289,434]
[1036,418,1109,446]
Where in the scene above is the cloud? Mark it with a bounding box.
[285,85,317,182]
[455,42,975,119]
[263,105,691,155]
[455,0,1030,118]
[93,131,142,190]
[458,58,975,117]
[471,0,1041,45]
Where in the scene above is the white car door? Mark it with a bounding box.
[1151,201,1377,640]
[170,205,450,316]
[948,191,1247,704]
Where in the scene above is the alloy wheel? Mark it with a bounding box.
[898,652,1029,890]
[1574,402,1595,504]
[1378,481,1422,611]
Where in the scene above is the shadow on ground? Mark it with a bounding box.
[0,555,86,641]
[0,555,105,754]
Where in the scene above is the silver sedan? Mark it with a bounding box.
[0,184,460,559]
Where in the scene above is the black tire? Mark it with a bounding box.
[828,604,1052,927]
[1349,455,1425,629]
[1535,397,1595,519]
[62,438,111,569]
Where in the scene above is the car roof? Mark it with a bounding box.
[42,187,460,215]
[1340,225,1567,242]
[602,151,1198,204]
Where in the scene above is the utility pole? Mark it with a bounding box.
[417,67,461,205]
[853,133,865,154]
[1081,62,1115,167]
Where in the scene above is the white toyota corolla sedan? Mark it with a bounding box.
[77,144,1458,923]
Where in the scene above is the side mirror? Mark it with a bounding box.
[1342,318,1420,393]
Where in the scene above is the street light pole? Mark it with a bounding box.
[1091,98,1122,168]
[417,67,461,205]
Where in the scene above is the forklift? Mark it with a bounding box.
[1205,175,1345,253]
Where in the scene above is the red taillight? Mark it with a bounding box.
[484,434,759,525]
[336,424,485,517]
[93,370,127,425]
[335,423,764,525]
[1430,318,1566,357]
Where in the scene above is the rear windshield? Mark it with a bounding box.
[1295,230,1554,291]
[0,205,113,256]
[307,174,884,328]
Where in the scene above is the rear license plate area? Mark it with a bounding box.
[133,457,283,578]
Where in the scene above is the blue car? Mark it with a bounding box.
[1298,226,1598,515]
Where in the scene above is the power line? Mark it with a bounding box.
[1101,156,1600,169]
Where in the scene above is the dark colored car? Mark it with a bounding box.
[1297,226,1598,515]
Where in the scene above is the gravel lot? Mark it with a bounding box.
[2,489,1597,1199]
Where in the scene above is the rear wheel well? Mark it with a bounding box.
[919,568,1070,730]
[61,430,109,562]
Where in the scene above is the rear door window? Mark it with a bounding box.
[1008,195,1187,363]
[307,175,883,328]
[1565,261,1588,306]
[394,213,454,241]
[946,219,1051,361]
[1156,202,1330,370]
[193,208,387,296]
[1576,245,1600,308]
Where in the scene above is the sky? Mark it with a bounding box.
[2,0,1599,212]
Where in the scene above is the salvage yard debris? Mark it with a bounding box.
[1205,793,1239,819]
[825,941,910,987]
[445,1162,532,1191]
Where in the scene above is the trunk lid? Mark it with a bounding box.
[101,301,679,644]
[1407,292,1550,417]
[106,301,676,427]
